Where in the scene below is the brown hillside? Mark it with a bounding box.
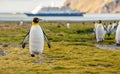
[63,0,120,13]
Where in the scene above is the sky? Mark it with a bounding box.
[0,0,66,13]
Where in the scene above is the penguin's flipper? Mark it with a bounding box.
[44,35,51,48]
[114,24,118,30]
[103,25,107,32]
[41,28,51,48]
[22,31,29,48]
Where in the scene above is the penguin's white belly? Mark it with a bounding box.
[29,26,44,54]
[96,26,104,38]
[116,25,120,43]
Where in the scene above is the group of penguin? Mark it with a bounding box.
[94,20,120,45]
[21,18,120,58]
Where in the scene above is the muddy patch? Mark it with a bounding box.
[9,43,21,47]
[0,48,5,56]
[95,44,120,50]
[2,44,9,47]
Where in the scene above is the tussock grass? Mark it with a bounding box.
[0,22,120,74]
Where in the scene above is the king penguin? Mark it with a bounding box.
[94,20,106,42]
[116,21,120,46]
[22,17,51,58]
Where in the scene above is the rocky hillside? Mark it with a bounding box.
[63,0,120,13]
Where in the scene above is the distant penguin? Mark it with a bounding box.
[106,23,112,37]
[111,21,118,34]
[115,22,120,46]
[19,20,24,26]
[95,20,106,42]
[22,17,51,58]
[106,22,118,37]
[93,22,97,37]
[66,23,70,29]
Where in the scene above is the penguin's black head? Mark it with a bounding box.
[98,20,102,23]
[107,33,111,37]
[33,17,39,23]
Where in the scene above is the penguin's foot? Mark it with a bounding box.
[116,43,120,46]
[31,54,35,57]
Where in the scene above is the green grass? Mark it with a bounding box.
[0,22,120,74]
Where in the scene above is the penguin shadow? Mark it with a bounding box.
[33,56,54,65]
[95,42,120,50]
[116,43,120,47]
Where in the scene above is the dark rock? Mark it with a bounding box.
[3,44,8,47]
